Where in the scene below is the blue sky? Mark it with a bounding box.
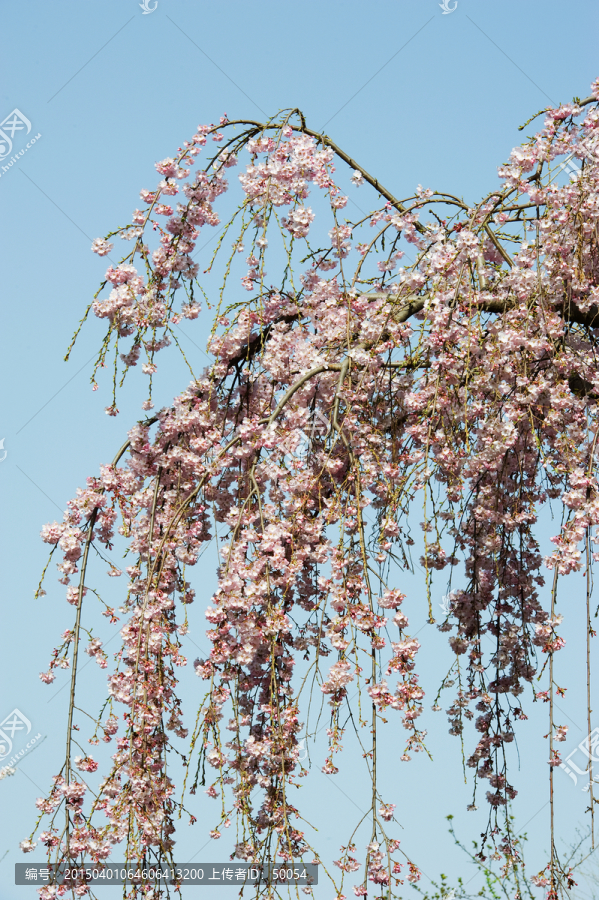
[1,0,598,896]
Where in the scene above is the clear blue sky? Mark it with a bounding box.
[1,0,598,896]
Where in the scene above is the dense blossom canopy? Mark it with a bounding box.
[25,80,599,899]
